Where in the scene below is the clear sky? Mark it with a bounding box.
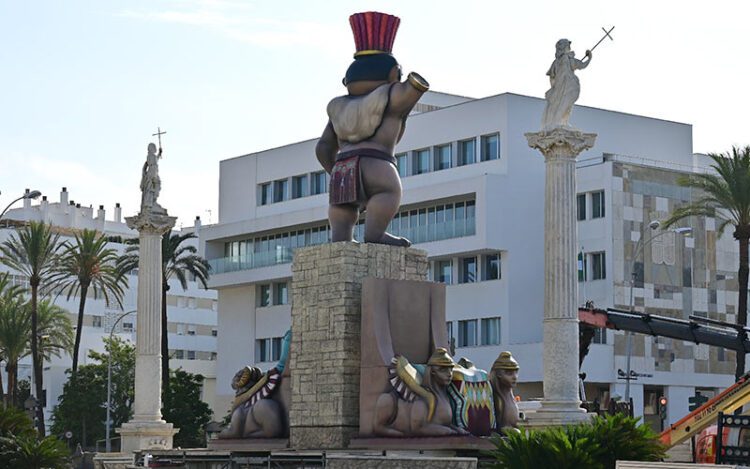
[1,1,748,227]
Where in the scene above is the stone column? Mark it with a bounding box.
[118,211,179,452]
[289,243,428,448]
[525,127,596,425]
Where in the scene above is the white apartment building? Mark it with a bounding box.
[201,91,738,430]
[0,188,219,429]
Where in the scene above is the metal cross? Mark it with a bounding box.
[152,127,166,150]
[589,26,615,53]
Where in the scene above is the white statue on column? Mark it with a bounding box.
[541,39,592,131]
[140,143,166,215]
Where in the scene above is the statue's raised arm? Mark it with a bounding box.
[541,39,592,131]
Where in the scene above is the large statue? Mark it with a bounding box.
[139,143,166,214]
[489,351,521,433]
[373,348,469,437]
[316,11,429,247]
[541,39,592,131]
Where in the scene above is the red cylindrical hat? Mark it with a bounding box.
[349,11,400,57]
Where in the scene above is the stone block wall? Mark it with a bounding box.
[289,242,428,448]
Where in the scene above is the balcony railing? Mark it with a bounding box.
[209,217,476,274]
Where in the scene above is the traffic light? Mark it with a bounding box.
[688,392,709,412]
[658,396,668,420]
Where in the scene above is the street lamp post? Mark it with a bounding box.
[0,189,42,220]
[106,310,136,453]
[624,221,692,403]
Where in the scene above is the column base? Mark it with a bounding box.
[117,421,179,453]
[522,400,591,428]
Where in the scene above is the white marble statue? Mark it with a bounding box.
[541,39,592,131]
[140,143,165,214]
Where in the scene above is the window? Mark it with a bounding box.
[211,328,218,337]
[175,349,184,359]
[458,139,476,166]
[259,284,271,307]
[460,257,477,283]
[92,316,102,328]
[481,133,499,161]
[274,282,288,305]
[273,179,288,203]
[187,350,196,360]
[434,144,451,170]
[446,322,454,344]
[577,193,586,221]
[578,252,588,282]
[272,337,283,362]
[592,252,606,280]
[458,319,477,347]
[123,322,134,332]
[187,325,196,336]
[396,153,408,177]
[210,352,217,361]
[481,317,501,345]
[412,149,430,175]
[483,253,501,280]
[311,171,327,195]
[292,175,309,199]
[435,260,452,284]
[259,183,271,206]
[592,328,607,344]
[256,338,269,362]
[592,191,605,218]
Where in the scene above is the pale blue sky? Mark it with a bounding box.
[1,1,748,227]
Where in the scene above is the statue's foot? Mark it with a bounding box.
[369,232,411,247]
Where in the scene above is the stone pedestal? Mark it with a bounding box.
[288,243,428,449]
[525,127,596,426]
[118,211,179,452]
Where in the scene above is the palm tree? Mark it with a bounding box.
[664,145,750,381]
[49,229,127,376]
[118,232,209,393]
[35,300,74,364]
[0,273,26,406]
[0,221,62,435]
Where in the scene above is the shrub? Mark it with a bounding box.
[487,414,665,469]
[0,406,71,469]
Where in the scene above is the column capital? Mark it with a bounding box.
[126,211,177,235]
[525,127,597,161]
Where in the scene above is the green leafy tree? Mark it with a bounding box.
[117,232,209,394]
[0,273,27,407]
[51,337,134,450]
[162,369,212,448]
[664,145,750,380]
[49,229,127,376]
[0,406,70,469]
[0,221,62,436]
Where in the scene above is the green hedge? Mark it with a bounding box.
[486,414,666,469]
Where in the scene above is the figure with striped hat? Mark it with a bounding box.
[489,351,522,433]
[316,11,429,247]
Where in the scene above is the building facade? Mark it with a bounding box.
[201,91,737,430]
[0,188,219,431]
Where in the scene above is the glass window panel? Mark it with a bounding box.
[413,149,430,175]
[458,319,477,347]
[434,144,452,170]
[273,180,288,203]
[592,191,605,218]
[481,317,501,345]
[272,337,283,361]
[484,254,501,280]
[311,171,327,195]
[292,175,309,199]
[275,282,288,305]
[259,284,271,307]
[458,139,476,166]
[577,194,587,221]
[260,183,271,205]
[461,257,477,283]
[592,252,606,280]
[396,153,408,177]
[435,260,452,284]
[481,134,499,161]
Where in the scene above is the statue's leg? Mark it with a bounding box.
[329,204,358,242]
[218,408,244,439]
[360,158,410,246]
[245,400,283,438]
[373,393,405,437]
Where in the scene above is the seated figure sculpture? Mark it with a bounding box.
[316,11,429,247]
[489,351,521,433]
[373,348,469,437]
[219,330,291,439]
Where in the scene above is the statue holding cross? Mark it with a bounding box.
[139,128,168,215]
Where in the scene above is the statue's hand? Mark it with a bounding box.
[585,50,592,59]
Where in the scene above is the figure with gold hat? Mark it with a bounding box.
[316,11,429,247]
[373,348,469,437]
[489,351,522,433]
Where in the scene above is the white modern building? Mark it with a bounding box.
[200,90,739,431]
[0,188,219,431]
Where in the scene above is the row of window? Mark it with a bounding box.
[258,282,289,307]
[172,349,217,361]
[577,190,605,221]
[259,171,328,206]
[256,336,284,362]
[578,251,607,281]
[396,133,500,177]
[432,254,501,284]
[447,317,502,348]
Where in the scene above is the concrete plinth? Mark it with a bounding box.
[288,242,428,449]
[118,211,179,451]
[525,127,596,425]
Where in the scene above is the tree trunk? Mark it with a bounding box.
[0,361,5,408]
[735,229,749,381]
[30,281,45,437]
[161,282,170,396]
[6,362,17,408]
[72,283,89,377]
